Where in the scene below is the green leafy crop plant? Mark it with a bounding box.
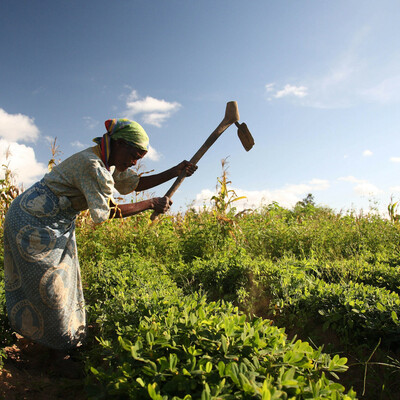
[79,253,356,399]
[86,293,355,400]
[237,204,400,262]
[251,257,400,343]
[298,281,400,343]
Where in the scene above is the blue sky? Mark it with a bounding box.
[1,0,400,215]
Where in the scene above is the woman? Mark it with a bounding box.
[3,118,197,362]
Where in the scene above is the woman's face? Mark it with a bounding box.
[110,140,147,172]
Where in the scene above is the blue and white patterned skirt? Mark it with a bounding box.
[3,180,86,350]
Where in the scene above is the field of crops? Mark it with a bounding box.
[1,175,400,398]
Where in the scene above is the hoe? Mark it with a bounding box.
[151,101,254,221]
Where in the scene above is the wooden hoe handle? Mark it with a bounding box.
[150,101,240,221]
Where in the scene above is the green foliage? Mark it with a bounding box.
[239,205,400,261]
[168,249,251,301]
[4,161,400,397]
[82,254,183,336]
[0,254,13,369]
[76,214,183,265]
[0,346,7,369]
[86,291,355,399]
[0,163,21,228]
[304,281,400,341]
[78,224,357,399]
[388,200,400,223]
[0,254,13,346]
[173,210,238,263]
[48,196,400,397]
[245,256,400,344]
[210,158,246,216]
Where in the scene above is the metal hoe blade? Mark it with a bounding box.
[235,122,255,151]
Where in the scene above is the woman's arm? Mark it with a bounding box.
[135,160,197,192]
[109,196,172,219]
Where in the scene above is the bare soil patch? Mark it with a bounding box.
[0,338,86,400]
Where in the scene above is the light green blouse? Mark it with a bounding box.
[43,146,140,223]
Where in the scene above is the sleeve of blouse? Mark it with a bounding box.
[113,169,140,195]
[74,159,115,224]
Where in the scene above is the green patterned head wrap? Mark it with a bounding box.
[92,119,149,170]
[104,119,149,151]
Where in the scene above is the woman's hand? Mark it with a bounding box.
[176,160,198,177]
[151,196,173,213]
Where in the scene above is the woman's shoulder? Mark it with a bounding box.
[46,146,105,178]
[72,146,102,162]
[59,146,104,169]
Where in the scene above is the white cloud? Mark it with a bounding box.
[44,136,55,144]
[265,28,400,108]
[83,116,99,130]
[0,139,47,186]
[195,187,302,211]
[389,186,400,193]
[274,84,308,98]
[127,90,139,101]
[363,150,373,156]
[142,112,171,128]
[144,145,161,162]
[298,61,359,109]
[265,55,357,108]
[338,175,382,197]
[0,108,40,142]
[308,178,330,191]
[362,75,400,104]
[353,182,382,197]
[193,178,329,211]
[127,96,179,114]
[318,60,356,91]
[265,83,275,92]
[338,175,361,183]
[195,189,215,205]
[71,140,86,148]
[390,157,400,163]
[124,90,181,127]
